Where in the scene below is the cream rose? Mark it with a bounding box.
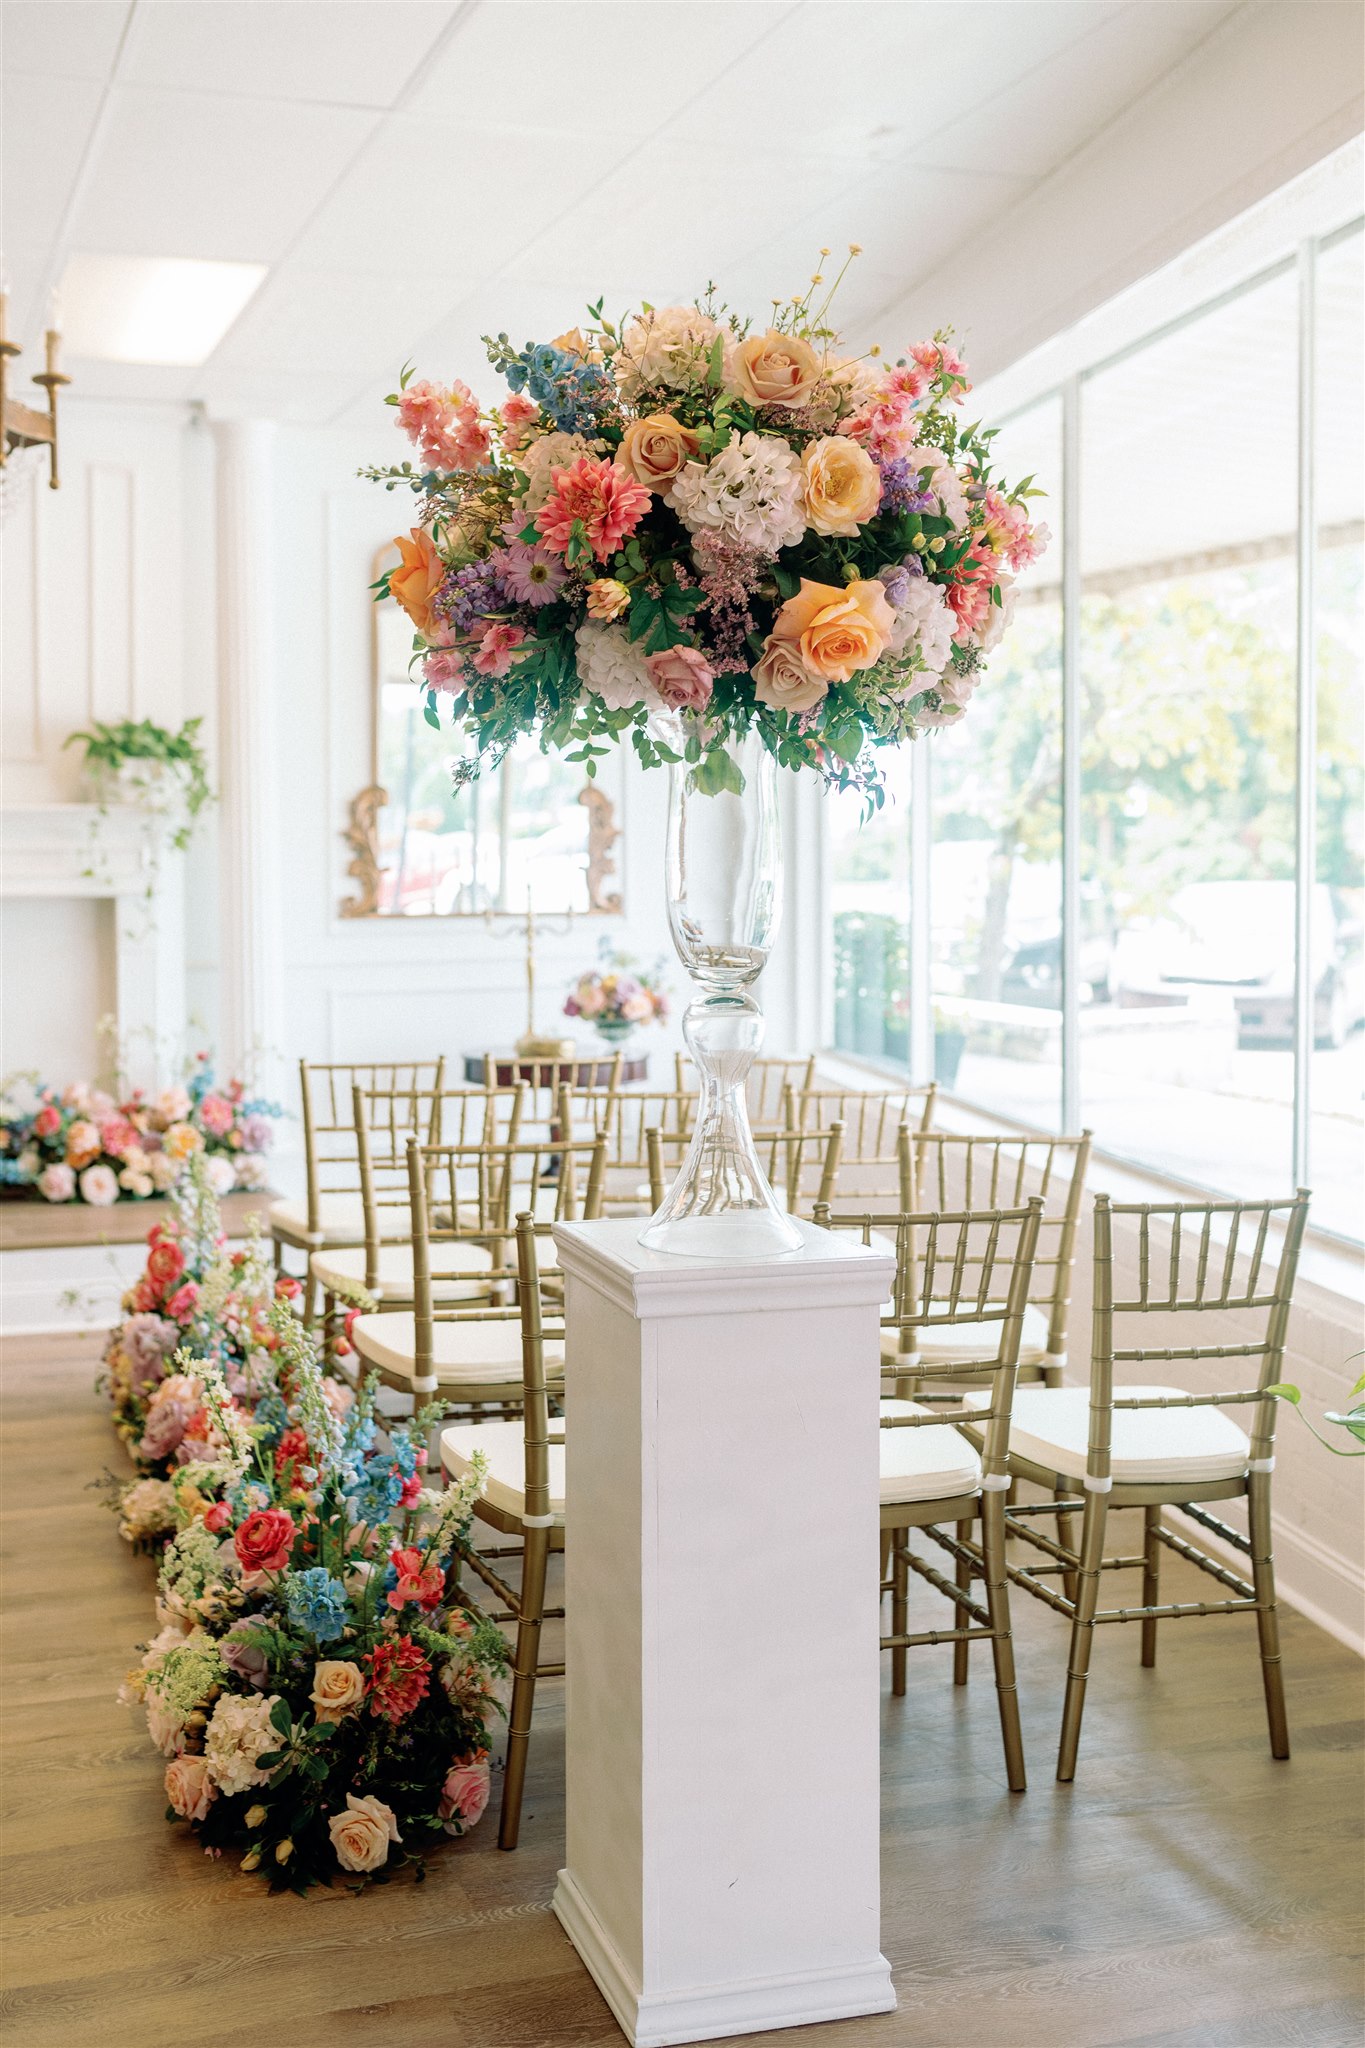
[753,636,828,716]
[800,436,880,537]
[770,577,894,683]
[614,412,700,494]
[165,1752,217,1822]
[310,1660,365,1724]
[328,1791,401,1874]
[732,329,819,409]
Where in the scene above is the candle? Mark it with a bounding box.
[47,286,61,333]
[44,327,61,377]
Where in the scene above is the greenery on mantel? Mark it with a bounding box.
[63,717,213,852]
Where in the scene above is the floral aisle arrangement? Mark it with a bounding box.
[364,251,1047,801]
[103,1159,300,1507]
[564,946,668,1043]
[119,1306,505,1889]
[0,1052,280,1205]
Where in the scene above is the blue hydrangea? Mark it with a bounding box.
[345,1455,404,1527]
[284,1567,350,1645]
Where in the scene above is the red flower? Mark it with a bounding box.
[398,1472,423,1508]
[203,1501,231,1533]
[33,1105,61,1139]
[386,1545,443,1611]
[274,1426,310,1479]
[166,1282,200,1324]
[147,1240,186,1292]
[274,1275,301,1302]
[233,1508,296,1574]
[535,455,650,563]
[365,1637,430,1723]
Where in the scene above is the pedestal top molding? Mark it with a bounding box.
[0,802,155,896]
[552,1217,895,1321]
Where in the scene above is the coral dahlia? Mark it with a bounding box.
[535,456,649,563]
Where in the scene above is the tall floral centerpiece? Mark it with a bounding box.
[365,252,1047,1254]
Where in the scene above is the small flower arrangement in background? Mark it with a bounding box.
[564,945,669,1044]
[117,1306,505,1890]
[0,1052,280,1205]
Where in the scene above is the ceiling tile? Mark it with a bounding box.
[65,84,380,261]
[1,71,106,306]
[121,0,460,108]
[1,1,130,82]
[402,0,792,138]
[210,264,466,374]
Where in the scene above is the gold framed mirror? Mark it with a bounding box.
[342,545,624,919]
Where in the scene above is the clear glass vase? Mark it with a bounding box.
[639,731,803,1259]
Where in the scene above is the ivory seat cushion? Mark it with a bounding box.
[1003,1383,1252,1486]
[270,1195,407,1247]
[309,1241,494,1303]
[351,1312,563,1387]
[440,1420,564,1524]
[880,1399,982,1505]
[880,1300,1051,1367]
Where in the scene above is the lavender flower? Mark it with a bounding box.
[875,456,935,516]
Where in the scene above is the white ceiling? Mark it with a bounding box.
[1,0,1249,427]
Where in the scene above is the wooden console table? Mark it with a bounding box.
[463,1051,650,1088]
[0,1189,273,1253]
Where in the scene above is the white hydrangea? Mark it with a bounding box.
[575,621,663,713]
[233,1151,269,1191]
[888,576,957,677]
[614,305,728,401]
[515,431,596,511]
[204,1691,281,1797]
[670,433,805,553]
[977,585,1016,655]
[203,1154,236,1197]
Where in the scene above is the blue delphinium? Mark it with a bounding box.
[505,341,610,434]
[251,1387,289,1452]
[345,1452,404,1528]
[285,1567,350,1645]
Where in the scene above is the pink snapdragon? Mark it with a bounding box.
[498,393,540,452]
[396,378,490,472]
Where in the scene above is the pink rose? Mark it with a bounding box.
[79,1164,120,1207]
[198,1094,234,1137]
[37,1163,76,1203]
[645,644,714,713]
[33,1105,61,1139]
[165,1752,217,1822]
[166,1282,200,1324]
[439,1754,491,1834]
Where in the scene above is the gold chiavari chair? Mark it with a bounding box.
[269,1057,446,1324]
[342,1130,605,1417]
[481,1049,624,1129]
[439,1211,566,1850]
[674,1050,817,1127]
[995,1189,1310,1782]
[893,1131,1092,1387]
[644,1117,798,1216]
[814,1195,1044,1792]
[310,1081,528,1359]
[577,1088,699,1215]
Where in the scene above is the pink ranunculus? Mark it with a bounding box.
[439,1754,491,1833]
[165,1282,200,1324]
[37,1162,76,1203]
[472,623,527,678]
[645,645,714,713]
[79,1164,119,1207]
[98,1117,140,1159]
[165,1752,217,1822]
[203,1501,232,1534]
[32,1105,61,1139]
[198,1094,233,1137]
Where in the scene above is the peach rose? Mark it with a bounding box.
[165,1752,217,1822]
[310,1660,365,1724]
[801,436,881,537]
[753,636,828,716]
[732,329,819,409]
[388,528,445,638]
[327,1791,401,1873]
[65,1119,101,1169]
[770,577,894,683]
[615,412,701,495]
[161,1122,203,1163]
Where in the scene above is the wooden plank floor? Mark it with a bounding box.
[2,1332,1361,2048]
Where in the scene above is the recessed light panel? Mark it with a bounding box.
[55,253,268,365]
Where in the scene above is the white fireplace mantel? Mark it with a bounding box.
[1,803,185,1090]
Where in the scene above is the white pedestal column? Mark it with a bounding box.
[550,1217,897,2048]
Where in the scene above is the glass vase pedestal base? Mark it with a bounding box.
[638,992,804,1261]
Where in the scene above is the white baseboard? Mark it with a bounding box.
[552,1869,896,2048]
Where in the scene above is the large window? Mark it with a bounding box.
[831,216,1364,1244]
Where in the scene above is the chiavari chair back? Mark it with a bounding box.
[998,1188,1311,1781]
[439,1211,568,1849]
[814,1194,1044,1791]
[571,1087,698,1214]
[899,1130,1091,1385]
[674,1050,817,1126]
[270,1057,446,1322]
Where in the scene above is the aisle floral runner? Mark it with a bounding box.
[105,1168,504,1889]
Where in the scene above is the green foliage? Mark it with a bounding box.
[63,717,213,847]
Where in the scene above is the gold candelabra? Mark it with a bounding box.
[486,894,577,1059]
[1,290,70,489]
